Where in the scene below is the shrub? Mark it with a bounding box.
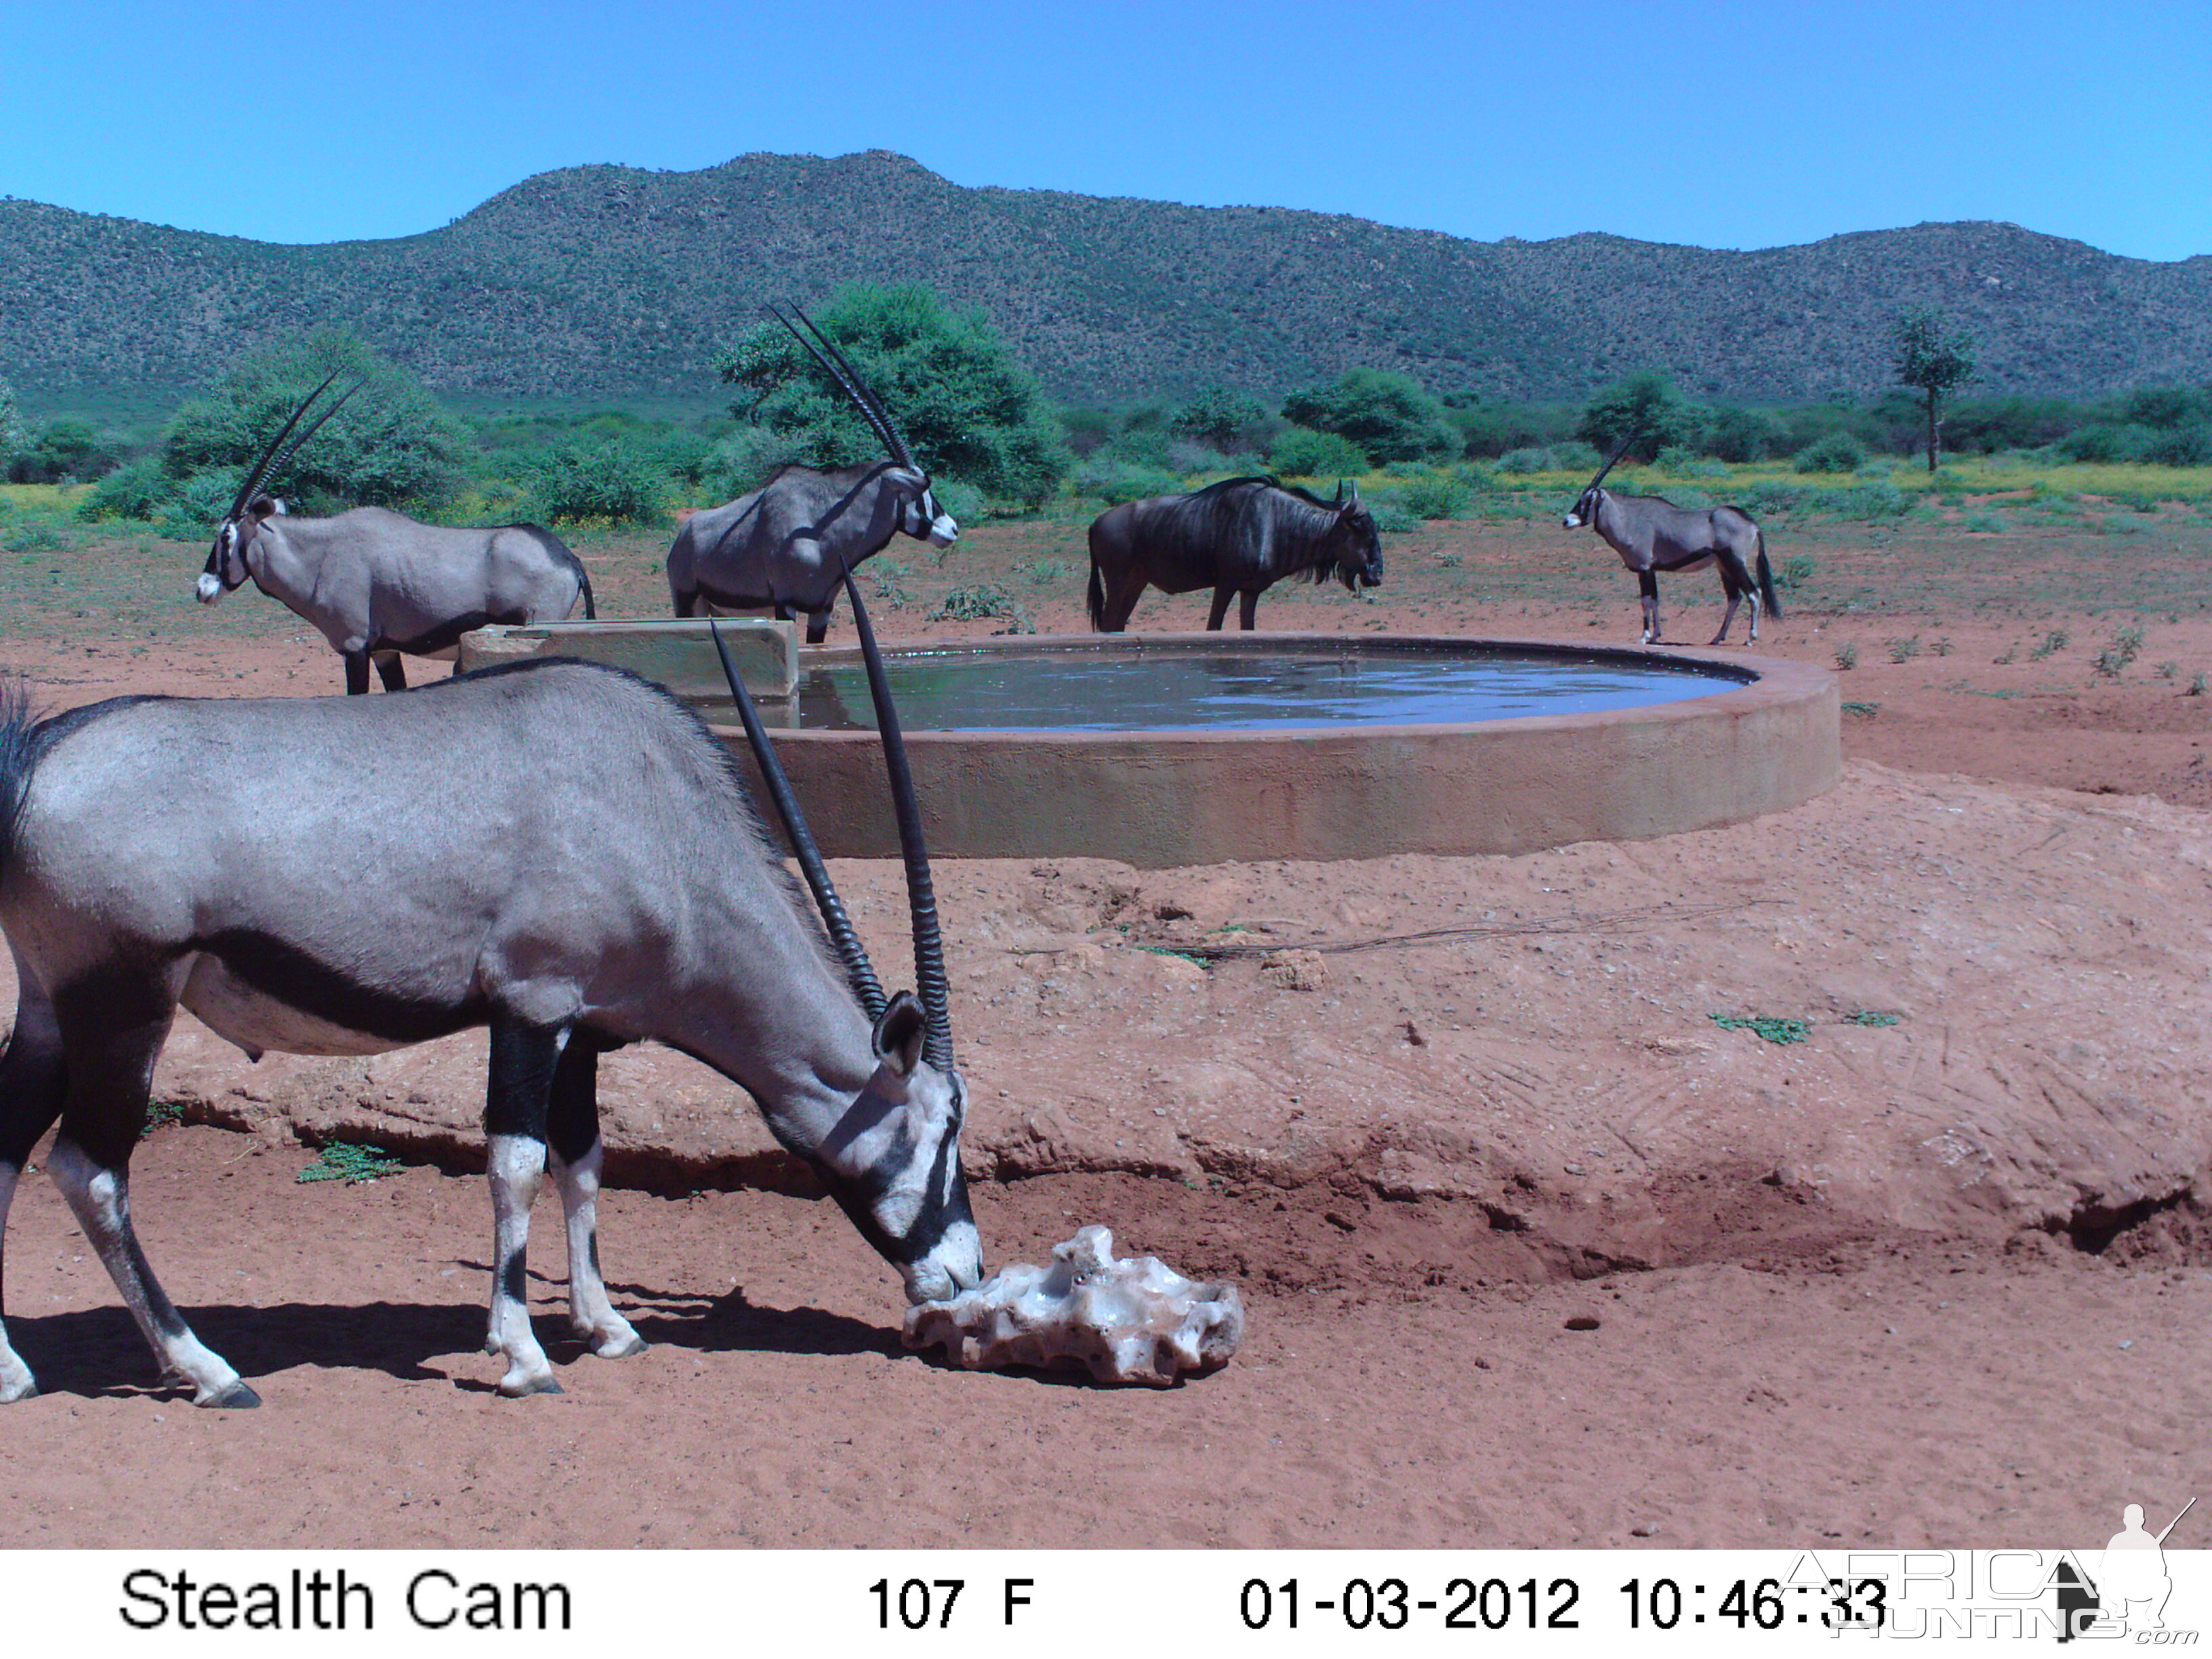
[1267,426,1370,479]
[1397,473,1471,519]
[1576,370,1695,458]
[78,456,177,524]
[1168,386,1268,449]
[703,424,808,499]
[0,375,23,462]
[1364,493,1420,533]
[2140,424,2212,466]
[1704,405,1786,463]
[1776,554,1816,590]
[1279,369,1457,464]
[1794,432,1868,473]
[718,282,1073,506]
[7,417,126,485]
[161,325,470,514]
[1496,445,1561,473]
[523,438,667,526]
[930,476,986,527]
[1075,456,1184,504]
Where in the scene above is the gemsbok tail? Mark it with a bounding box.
[1755,531,1782,623]
[0,680,42,876]
[1085,558,1106,630]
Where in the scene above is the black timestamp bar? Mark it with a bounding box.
[1240,1575,1582,1632]
[1620,1576,1890,1631]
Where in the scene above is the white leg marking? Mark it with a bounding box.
[0,1164,37,1401]
[550,1143,644,1359]
[485,1134,560,1397]
[47,1139,254,1406]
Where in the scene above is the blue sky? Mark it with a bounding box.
[2,0,2205,260]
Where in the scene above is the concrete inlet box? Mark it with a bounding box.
[457,618,798,716]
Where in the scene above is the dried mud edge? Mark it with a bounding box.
[162,1098,2212,1291]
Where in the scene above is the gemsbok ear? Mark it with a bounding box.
[872,989,928,1076]
[249,496,283,522]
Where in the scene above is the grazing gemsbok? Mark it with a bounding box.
[1086,476,1382,633]
[0,591,982,1407]
[1563,436,1780,645]
[668,305,957,642]
[195,373,594,694]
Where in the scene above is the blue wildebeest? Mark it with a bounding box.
[1086,476,1382,632]
[668,306,956,642]
[196,373,594,694]
[1563,438,1780,645]
[0,583,981,1408]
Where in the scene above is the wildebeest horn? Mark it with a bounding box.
[225,369,346,521]
[710,619,886,1022]
[834,562,953,1073]
[765,303,918,472]
[1584,429,1640,495]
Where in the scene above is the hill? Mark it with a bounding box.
[3,150,2209,407]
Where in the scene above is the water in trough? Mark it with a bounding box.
[764,643,1749,733]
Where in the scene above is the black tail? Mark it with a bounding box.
[1085,558,1105,630]
[1755,531,1782,623]
[0,679,43,874]
[579,569,597,620]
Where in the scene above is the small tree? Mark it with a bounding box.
[719,283,1071,506]
[1576,370,1693,459]
[1892,308,1975,474]
[1279,368,1457,464]
[1168,385,1268,450]
[162,327,470,512]
[0,375,24,468]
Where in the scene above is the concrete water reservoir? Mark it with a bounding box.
[462,623,1839,867]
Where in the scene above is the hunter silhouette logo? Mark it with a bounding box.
[2057,1497,2196,1641]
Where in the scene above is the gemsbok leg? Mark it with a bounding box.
[544,1037,644,1360]
[44,966,258,1407]
[1638,570,1662,644]
[374,653,407,692]
[0,966,68,1402]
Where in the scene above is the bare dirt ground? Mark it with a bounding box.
[2,508,2209,1550]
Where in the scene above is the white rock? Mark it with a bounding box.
[903,1225,1244,1385]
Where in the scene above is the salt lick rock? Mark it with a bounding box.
[903,1225,1246,1385]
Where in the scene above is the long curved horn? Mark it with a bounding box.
[259,380,363,502]
[711,620,887,1021]
[766,303,917,471]
[225,369,344,520]
[1584,428,1639,495]
[834,564,952,1072]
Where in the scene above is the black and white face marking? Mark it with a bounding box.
[197,520,249,604]
[907,483,958,550]
[1563,487,1601,531]
[810,994,983,1303]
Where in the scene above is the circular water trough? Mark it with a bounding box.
[711,632,1839,867]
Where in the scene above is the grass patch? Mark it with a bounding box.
[140,1101,186,1138]
[2030,628,2070,660]
[296,1142,405,1185]
[1840,701,1880,718]
[1711,1013,1811,1045]
[1843,1010,1901,1027]
[1834,642,1858,671]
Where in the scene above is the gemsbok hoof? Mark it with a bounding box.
[499,1370,565,1399]
[1,1376,38,1405]
[198,1378,262,1410]
[588,1330,648,1359]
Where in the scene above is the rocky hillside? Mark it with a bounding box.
[4,150,2207,405]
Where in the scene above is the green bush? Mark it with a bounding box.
[2141,424,2212,466]
[78,457,176,524]
[1704,405,1786,463]
[523,438,667,526]
[161,325,470,514]
[703,424,808,499]
[1076,457,1185,504]
[0,375,23,462]
[1576,370,1696,458]
[931,477,987,526]
[1794,432,1868,473]
[1169,386,1268,449]
[1397,473,1471,519]
[1279,369,1457,464]
[1267,426,1370,478]
[7,417,127,485]
[719,282,1072,506]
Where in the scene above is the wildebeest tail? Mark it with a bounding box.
[1755,530,1782,623]
[1085,558,1105,630]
